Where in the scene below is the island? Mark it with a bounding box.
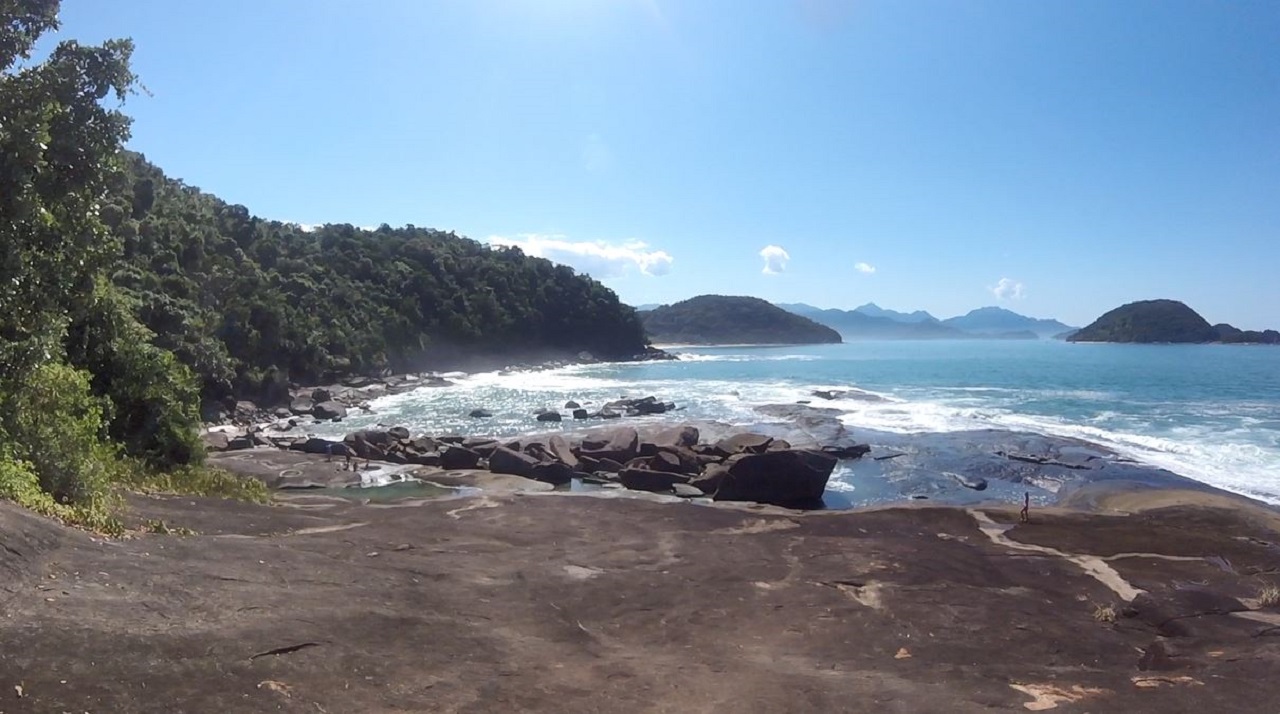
[640,295,843,345]
[1070,299,1279,344]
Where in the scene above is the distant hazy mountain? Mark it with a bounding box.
[941,307,1076,339]
[631,303,663,312]
[777,303,968,340]
[853,302,938,324]
[643,296,841,345]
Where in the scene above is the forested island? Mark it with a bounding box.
[640,295,842,345]
[1069,299,1280,344]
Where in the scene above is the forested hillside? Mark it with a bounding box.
[641,296,842,345]
[0,0,648,530]
[106,154,650,402]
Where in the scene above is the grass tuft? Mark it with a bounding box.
[3,453,266,536]
[115,461,270,503]
[1092,603,1117,623]
[1258,585,1280,609]
[142,519,196,536]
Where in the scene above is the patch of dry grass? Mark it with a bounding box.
[1092,603,1117,623]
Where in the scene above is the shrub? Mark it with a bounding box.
[0,362,115,508]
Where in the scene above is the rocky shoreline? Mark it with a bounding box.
[211,416,869,509]
[203,373,1263,512]
[205,347,677,427]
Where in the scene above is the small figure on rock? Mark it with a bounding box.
[1019,491,1030,523]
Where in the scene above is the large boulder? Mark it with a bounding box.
[572,408,590,420]
[712,449,838,507]
[690,462,730,494]
[547,435,578,470]
[468,408,493,418]
[530,461,575,486]
[292,437,344,456]
[440,445,482,470]
[581,427,640,463]
[715,433,774,456]
[488,446,540,477]
[311,387,332,403]
[201,431,230,452]
[387,426,411,441]
[654,425,700,449]
[462,437,499,457]
[312,400,348,421]
[619,468,690,493]
[821,443,871,460]
[536,411,562,422]
[658,446,703,475]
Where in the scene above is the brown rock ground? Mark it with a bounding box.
[2,484,1279,713]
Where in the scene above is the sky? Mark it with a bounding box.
[51,0,1280,328]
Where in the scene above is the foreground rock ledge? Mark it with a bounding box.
[2,486,1279,713]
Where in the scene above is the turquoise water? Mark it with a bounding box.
[313,341,1280,504]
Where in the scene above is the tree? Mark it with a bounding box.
[0,2,205,520]
[0,0,136,380]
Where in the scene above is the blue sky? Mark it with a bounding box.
[55,0,1279,328]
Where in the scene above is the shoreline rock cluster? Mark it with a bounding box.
[522,396,679,422]
[205,348,678,427]
[264,424,869,508]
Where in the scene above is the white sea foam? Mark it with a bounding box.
[308,353,1280,506]
[671,352,821,363]
[838,397,1280,505]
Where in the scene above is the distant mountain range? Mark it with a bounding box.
[939,307,1076,339]
[852,302,937,324]
[775,303,1076,341]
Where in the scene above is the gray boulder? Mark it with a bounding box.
[488,446,539,477]
[619,468,690,493]
[581,426,640,463]
[715,433,774,456]
[654,425,699,449]
[312,400,347,420]
[530,461,575,486]
[201,431,230,452]
[440,446,482,470]
[388,426,411,441]
[712,449,838,507]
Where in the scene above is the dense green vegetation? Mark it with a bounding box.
[0,1,645,529]
[1067,299,1275,344]
[1213,323,1280,345]
[641,295,843,345]
[108,153,649,404]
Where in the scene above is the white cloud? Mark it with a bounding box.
[990,277,1026,300]
[854,261,876,274]
[487,234,672,278]
[759,245,790,274]
[582,133,613,173]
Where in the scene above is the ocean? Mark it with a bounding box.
[310,340,1280,506]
